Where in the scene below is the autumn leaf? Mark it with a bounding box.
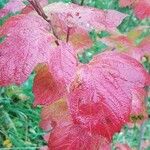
[33,65,66,106]
[115,143,131,150]
[0,0,25,18]
[47,13,93,50]
[48,123,110,150]
[119,0,150,19]
[0,14,55,86]
[33,42,77,106]
[40,99,71,131]
[0,0,49,18]
[130,88,148,123]
[44,2,127,32]
[21,0,49,14]
[133,0,150,19]
[99,29,150,62]
[119,0,135,7]
[138,36,150,59]
[40,99,110,150]
[68,51,150,140]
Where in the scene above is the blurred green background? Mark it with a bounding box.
[0,0,150,149]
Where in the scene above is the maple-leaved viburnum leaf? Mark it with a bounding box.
[119,0,150,19]
[46,13,93,50]
[33,42,77,106]
[119,0,135,7]
[0,1,149,149]
[0,0,49,18]
[68,51,150,140]
[44,2,127,32]
[40,99,111,150]
[48,123,110,150]
[99,29,150,62]
[0,0,25,18]
[40,99,71,131]
[0,14,55,86]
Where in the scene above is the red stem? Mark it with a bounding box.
[66,27,71,43]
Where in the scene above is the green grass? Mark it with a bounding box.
[0,75,46,149]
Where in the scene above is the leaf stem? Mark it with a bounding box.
[66,27,71,43]
[28,0,60,42]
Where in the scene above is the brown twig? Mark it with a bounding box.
[28,0,59,44]
[66,27,71,43]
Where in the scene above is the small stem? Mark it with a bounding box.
[28,0,60,41]
[55,40,59,46]
[66,27,71,43]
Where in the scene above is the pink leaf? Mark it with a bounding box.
[130,87,148,123]
[119,0,135,7]
[40,99,71,130]
[49,13,93,50]
[134,0,150,19]
[33,65,66,106]
[119,0,150,19]
[100,32,150,62]
[33,42,77,106]
[105,10,128,30]
[68,52,150,140]
[40,99,111,150]
[0,0,25,18]
[48,123,110,150]
[131,88,147,116]
[48,42,77,87]
[138,37,150,59]
[0,14,54,86]
[44,2,127,32]
[115,143,131,150]
[0,0,49,18]
[39,146,49,150]
[21,0,49,14]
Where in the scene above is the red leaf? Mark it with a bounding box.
[33,65,66,106]
[39,146,49,150]
[41,99,111,150]
[49,13,93,50]
[33,42,77,106]
[131,88,147,116]
[100,32,150,62]
[48,123,110,150]
[138,37,150,59]
[0,0,25,18]
[44,2,127,32]
[21,5,34,14]
[119,0,135,7]
[69,28,93,50]
[0,14,54,86]
[68,52,150,140]
[115,143,131,150]
[48,42,77,87]
[0,0,49,18]
[40,99,71,130]
[134,0,150,19]
[119,0,150,19]
[21,0,49,14]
